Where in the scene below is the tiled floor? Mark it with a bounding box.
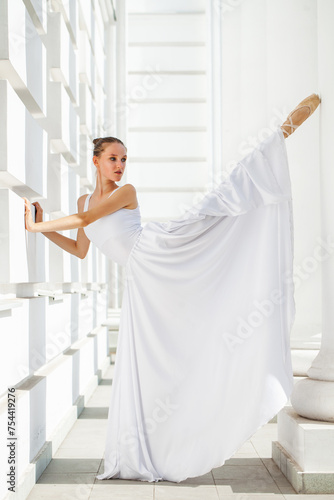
[27,364,334,500]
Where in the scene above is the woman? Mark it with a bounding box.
[24,94,320,483]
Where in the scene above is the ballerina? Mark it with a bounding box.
[23,94,320,483]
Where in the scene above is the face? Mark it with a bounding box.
[94,142,127,182]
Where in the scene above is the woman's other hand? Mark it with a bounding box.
[23,197,35,232]
[33,201,43,223]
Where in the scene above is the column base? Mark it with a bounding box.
[291,377,334,421]
[272,406,334,494]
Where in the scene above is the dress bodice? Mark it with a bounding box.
[83,187,143,266]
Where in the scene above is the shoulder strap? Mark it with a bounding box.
[84,193,91,211]
[108,186,121,198]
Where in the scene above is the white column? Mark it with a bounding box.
[290,0,334,422]
[115,0,128,147]
[206,0,223,190]
[104,13,117,135]
[110,0,128,308]
[104,9,118,309]
[272,1,334,494]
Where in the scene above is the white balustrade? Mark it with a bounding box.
[79,82,93,137]
[50,83,79,165]
[0,1,114,498]
[0,189,47,283]
[0,299,29,392]
[49,12,78,105]
[50,0,78,47]
[78,28,92,90]
[0,0,46,117]
[0,81,47,197]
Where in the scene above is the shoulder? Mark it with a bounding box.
[115,184,137,209]
[77,194,89,211]
[118,183,136,194]
[117,183,137,200]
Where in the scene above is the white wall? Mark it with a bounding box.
[217,0,322,350]
[0,1,116,498]
[126,0,209,222]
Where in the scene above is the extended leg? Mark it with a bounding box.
[281,93,321,139]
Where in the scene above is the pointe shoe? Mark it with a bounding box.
[280,93,321,138]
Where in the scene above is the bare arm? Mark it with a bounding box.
[33,197,91,259]
[23,184,137,234]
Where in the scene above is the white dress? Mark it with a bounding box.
[84,127,295,483]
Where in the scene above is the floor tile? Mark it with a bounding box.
[250,424,278,458]
[59,435,105,450]
[224,458,263,466]
[156,471,215,485]
[98,378,113,386]
[229,442,259,459]
[277,483,299,495]
[37,473,96,484]
[55,446,104,460]
[283,496,334,499]
[90,482,154,499]
[248,447,272,459]
[155,484,219,500]
[43,458,101,474]
[215,477,282,494]
[95,478,154,485]
[212,465,273,481]
[27,473,95,500]
[177,471,215,485]
[78,407,109,419]
[68,419,108,431]
[85,395,111,408]
[217,494,284,500]
[97,460,105,474]
[260,458,296,494]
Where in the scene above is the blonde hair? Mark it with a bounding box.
[92,137,127,157]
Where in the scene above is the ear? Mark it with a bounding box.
[93,156,99,167]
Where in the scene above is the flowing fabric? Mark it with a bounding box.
[85,127,295,483]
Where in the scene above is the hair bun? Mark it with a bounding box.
[92,137,127,158]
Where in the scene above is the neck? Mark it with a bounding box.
[95,176,118,197]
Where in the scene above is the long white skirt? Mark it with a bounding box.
[97,127,295,483]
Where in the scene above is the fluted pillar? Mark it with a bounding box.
[107,0,128,310]
[290,0,334,423]
[207,0,223,189]
[272,1,334,493]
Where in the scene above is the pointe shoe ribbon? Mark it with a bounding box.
[281,93,321,138]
